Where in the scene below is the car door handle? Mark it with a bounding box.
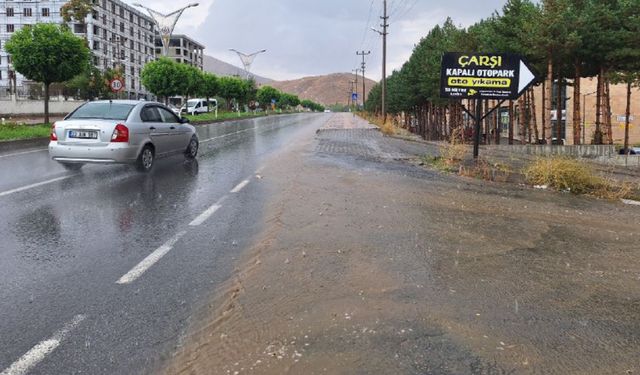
[170,126,176,130]
[149,126,156,130]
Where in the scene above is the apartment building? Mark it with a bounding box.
[155,34,204,71]
[0,0,156,99]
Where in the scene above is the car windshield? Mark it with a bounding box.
[67,103,135,120]
[187,100,200,107]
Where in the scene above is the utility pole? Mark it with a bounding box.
[352,68,360,107]
[357,50,370,103]
[371,0,388,122]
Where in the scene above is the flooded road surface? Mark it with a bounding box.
[167,114,640,375]
[0,114,326,375]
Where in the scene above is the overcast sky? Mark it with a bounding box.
[131,0,510,81]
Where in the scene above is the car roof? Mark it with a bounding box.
[88,100,162,106]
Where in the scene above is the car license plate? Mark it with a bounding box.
[68,130,98,139]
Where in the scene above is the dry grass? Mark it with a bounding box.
[459,159,513,183]
[524,157,633,199]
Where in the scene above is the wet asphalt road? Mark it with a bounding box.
[0,114,326,375]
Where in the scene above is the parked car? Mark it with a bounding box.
[49,100,199,172]
[619,147,640,155]
[181,98,217,115]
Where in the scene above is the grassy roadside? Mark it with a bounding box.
[185,110,302,125]
[0,111,303,141]
[185,111,268,124]
[421,141,640,200]
[0,123,51,141]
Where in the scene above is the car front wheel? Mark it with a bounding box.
[136,145,155,172]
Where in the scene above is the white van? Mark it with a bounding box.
[181,99,217,115]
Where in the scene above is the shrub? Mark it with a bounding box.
[524,157,633,199]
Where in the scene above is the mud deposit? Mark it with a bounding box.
[166,115,640,375]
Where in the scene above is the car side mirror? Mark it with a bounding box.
[180,117,190,124]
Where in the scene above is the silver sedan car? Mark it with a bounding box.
[49,100,199,172]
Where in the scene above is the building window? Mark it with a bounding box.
[111,3,115,13]
[93,25,99,34]
[120,22,124,32]
[7,8,14,17]
[24,8,32,16]
[129,26,133,36]
[112,19,115,29]
[102,14,106,24]
[93,41,100,50]
[7,24,15,33]
[103,29,107,38]
[73,24,85,33]
[129,40,133,49]
[42,8,50,17]
[119,8,124,17]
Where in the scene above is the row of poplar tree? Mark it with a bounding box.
[365,0,640,148]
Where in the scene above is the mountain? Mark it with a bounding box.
[203,55,273,84]
[268,73,378,106]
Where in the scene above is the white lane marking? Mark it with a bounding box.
[0,148,48,159]
[622,199,640,206]
[230,179,250,193]
[0,175,75,198]
[1,314,86,375]
[200,127,257,144]
[116,231,188,285]
[189,195,228,227]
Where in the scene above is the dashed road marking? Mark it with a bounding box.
[230,179,250,193]
[0,148,48,159]
[189,196,228,226]
[200,127,257,144]
[0,175,75,198]
[0,314,86,375]
[116,231,188,284]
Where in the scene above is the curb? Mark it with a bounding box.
[0,137,49,153]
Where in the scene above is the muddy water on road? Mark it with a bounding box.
[166,118,640,374]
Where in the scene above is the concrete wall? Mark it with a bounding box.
[488,144,617,158]
[0,97,84,116]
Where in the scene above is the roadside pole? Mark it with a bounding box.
[474,100,482,159]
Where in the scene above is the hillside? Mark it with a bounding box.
[268,73,378,106]
[203,55,272,84]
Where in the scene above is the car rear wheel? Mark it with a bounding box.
[136,145,154,172]
[60,162,83,171]
[185,137,199,160]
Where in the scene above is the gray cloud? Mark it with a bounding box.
[164,0,511,81]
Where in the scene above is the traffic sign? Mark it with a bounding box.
[440,53,537,100]
[109,78,124,93]
[351,92,358,101]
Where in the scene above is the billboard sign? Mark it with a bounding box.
[440,53,537,100]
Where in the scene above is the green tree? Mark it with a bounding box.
[201,73,220,110]
[61,0,92,31]
[65,65,110,100]
[218,76,247,111]
[141,58,181,104]
[5,23,90,124]
[175,64,204,104]
[256,86,281,111]
[279,93,300,109]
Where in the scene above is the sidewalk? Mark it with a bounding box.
[165,113,640,375]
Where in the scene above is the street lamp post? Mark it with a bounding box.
[229,49,267,79]
[132,3,199,57]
